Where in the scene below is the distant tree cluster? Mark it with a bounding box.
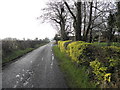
[40,0,120,43]
[2,38,50,59]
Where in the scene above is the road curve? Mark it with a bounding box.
[2,42,67,88]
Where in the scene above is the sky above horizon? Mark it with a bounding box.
[0,0,57,40]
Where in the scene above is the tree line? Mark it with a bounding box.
[39,0,120,43]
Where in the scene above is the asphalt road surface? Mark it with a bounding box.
[2,42,67,88]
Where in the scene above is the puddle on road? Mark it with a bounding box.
[13,85,17,88]
[20,77,23,81]
[31,85,34,88]
[22,74,25,77]
[22,69,25,72]
[16,81,19,84]
[15,69,34,87]
[16,75,20,78]
[42,57,44,61]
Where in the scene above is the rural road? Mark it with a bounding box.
[2,42,67,88]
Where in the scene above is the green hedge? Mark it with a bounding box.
[57,41,120,88]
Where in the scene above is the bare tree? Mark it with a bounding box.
[38,1,69,40]
[63,0,82,41]
[117,1,120,32]
[84,1,93,42]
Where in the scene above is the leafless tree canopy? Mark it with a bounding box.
[39,0,120,42]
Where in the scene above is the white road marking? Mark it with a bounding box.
[52,55,54,61]
[45,63,47,74]
[51,61,54,69]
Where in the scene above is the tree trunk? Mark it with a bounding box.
[89,28,93,43]
[107,12,115,46]
[85,2,93,42]
[117,1,120,32]
[60,18,68,41]
[83,2,86,41]
[75,1,82,41]
[64,0,82,41]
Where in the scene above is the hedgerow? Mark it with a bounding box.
[57,40,120,88]
[58,40,72,53]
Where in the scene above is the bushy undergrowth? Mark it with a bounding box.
[58,40,120,88]
[2,48,33,64]
[2,38,49,64]
[93,42,120,47]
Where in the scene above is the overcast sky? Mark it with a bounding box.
[0,0,57,40]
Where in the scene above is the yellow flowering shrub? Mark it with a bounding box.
[57,40,120,87]
[104,73,111,82]
[102,46,120,68]
[90,59,111,85]
[58,40,72,53]
[67,41,91,63]
[66,41,84,56]
[102,46,120,56]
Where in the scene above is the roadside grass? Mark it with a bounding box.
[2,43,47,64]
[2,48,33,64]
[53,46,96,88]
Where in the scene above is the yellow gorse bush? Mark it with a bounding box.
[58,40,72,53]
[104,73,111,82]
[72,43,91,63]
[57,40,120,87]
[66,41,84,61]
[58,40,92,64]
[90,59,111,84]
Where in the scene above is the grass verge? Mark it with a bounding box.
[2,43,46,65]
[53,45,96,88]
